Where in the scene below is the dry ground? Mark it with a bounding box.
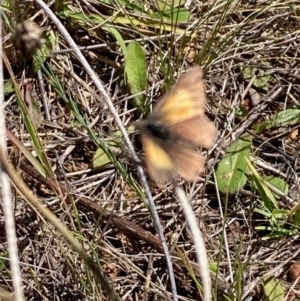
[0,0,300,300]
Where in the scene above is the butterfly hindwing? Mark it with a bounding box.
[167,117,217,148]
[141,135,175,182]
[142,135,205,182]
[167,145,206,181]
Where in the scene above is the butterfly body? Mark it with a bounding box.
[144,122,173,141]
[137,66,217,182]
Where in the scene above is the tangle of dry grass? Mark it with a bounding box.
[0,0,300,300]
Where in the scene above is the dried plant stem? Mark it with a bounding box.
[176,186,212,301]
[0,20,24,301]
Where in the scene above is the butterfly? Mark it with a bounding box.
[136,66,217,182]
[12,20,46,59]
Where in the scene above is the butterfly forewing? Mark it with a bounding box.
[154,66,206,125]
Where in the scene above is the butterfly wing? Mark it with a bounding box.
[167,117,217,148]
[141,135,206,182]
[167,145,206,181]
[153,66,206,125]
[141,135,175,182]
[152,66,217,148]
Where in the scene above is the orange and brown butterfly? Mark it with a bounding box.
[136,66,217,182]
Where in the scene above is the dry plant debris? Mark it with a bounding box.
[1,0,300,300]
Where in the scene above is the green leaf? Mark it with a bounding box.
[254,109,300,132]
[216,134,251,194]
[153,3,190,23]
[264,277,285,301]
[114,0,145,12]
[254,208,272,218]
[125,41,147,110]
[260,228,296,240]
[6,129,47,178]
[157,0,186,10]
[108,26,127,57]
[93,131,123,167]
[60,10,127,56]
[263,176,289,199]
[293,209,300,226]
[93,147,111,167]
[235,106,248,119]
[246,158,278,212]
[208,261,218,273]
[4,79,14,93]
[163,8,191,22]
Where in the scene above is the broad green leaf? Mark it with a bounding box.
[93,131,123,167]
[246,158,278,211]
[216,134,251,194]
[157,0,186,10]
[264,277,285,301]
[263,176,289,199]
[4,79,14,93]
[255,109,300,132]
[163,8,191,22]
[125,41,147,110]
[93,147,111,167]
